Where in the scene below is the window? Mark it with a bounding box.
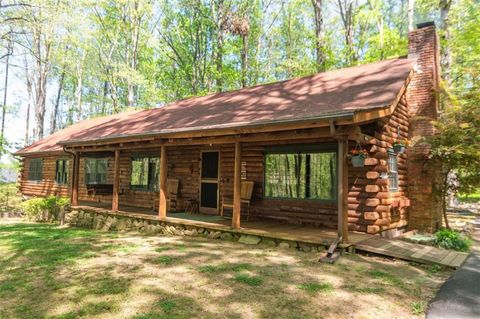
[85,158,108,184]
[55,159,69,184]
[28,158,43,181]
[130,156,159,191]
[388,152,398,192]
[264,150,337,200]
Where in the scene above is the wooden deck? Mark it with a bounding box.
[354,236,469,268]
[74,201,470,268]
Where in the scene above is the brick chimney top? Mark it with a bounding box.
[416,21,435,29]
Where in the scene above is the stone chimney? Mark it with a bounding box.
[406,22,442,232]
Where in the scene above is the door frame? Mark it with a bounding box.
[199,149,220,214]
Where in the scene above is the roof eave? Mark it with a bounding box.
[58,110,357,147]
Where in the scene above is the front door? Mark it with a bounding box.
[200,151,219,214]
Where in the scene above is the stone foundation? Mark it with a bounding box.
[66,208,328,253]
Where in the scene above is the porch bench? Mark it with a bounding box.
[86,184,114,196]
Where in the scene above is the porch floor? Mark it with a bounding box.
[74,201,469,268]
[76,201,370,246]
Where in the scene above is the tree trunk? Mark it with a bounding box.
[1,39,12,148]
[337,0,357,65]
[439,0,452,85]
[408,0,415,31]
[241,33,248,88]
[215,0,224,92]
[76,51,86,121]
[442,172,450,229]
[311,0,326,72]
[50,70,65,134]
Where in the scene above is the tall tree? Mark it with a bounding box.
[337,0,358,65]
[311,0,326,72]
[1,37,12,148]
[408,0,415,31]
[213,0,225,92]
[439,0,452,84]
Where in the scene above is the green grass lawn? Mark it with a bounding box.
[0,220,452,319]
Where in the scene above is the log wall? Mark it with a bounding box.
[18,155,72,197]
[347,95,410,234]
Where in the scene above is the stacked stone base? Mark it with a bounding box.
[66,208,328,253]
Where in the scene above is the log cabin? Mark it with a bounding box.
[14,23,442,242]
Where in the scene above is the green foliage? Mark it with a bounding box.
[410,301,427,315]
[434,228,471,252]
[458,190,480,203]
[428,264,444,274]
[19,196,70,222]
[0,183,22,211]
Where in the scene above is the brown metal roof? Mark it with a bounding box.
[15,57,415,155]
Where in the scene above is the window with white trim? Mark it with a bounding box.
[388,152,398,192]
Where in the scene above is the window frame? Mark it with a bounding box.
[28,158,43,182]
[55,158,69,185]
[388,150,399,192]
[129,155,160,192]
[262,144,338,202]
[84,158,108,185]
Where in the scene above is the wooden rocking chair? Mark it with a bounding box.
[220,181,254,221]
[152,179,179,212]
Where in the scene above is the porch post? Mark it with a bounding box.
[337,138,349,243]
[112,149,120,211]
[232,141,241,229]
[159,145,168,220]
[71,152,80,206]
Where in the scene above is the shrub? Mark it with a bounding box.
[19,196,70,222]
[434,228,471,252]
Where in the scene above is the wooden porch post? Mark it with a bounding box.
[71,152,80,206]
[232,141,242,229]
[159,145,168,220]
[112,149,120,211]
[337,138,349,243]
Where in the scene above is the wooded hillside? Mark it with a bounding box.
[0,0,478,150]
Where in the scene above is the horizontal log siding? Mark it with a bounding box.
[348,95,410,234]
[19,155,72,197]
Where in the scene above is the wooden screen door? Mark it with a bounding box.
[200,151,219,214]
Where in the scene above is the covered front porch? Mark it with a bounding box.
[66,126,355,244]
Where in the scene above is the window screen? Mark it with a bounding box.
[28,158,43,181]
[55,159,69,184]
[85,158,108,184]
[130,156,159,191]
[201,152,219,179]
[264,151,337,200]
